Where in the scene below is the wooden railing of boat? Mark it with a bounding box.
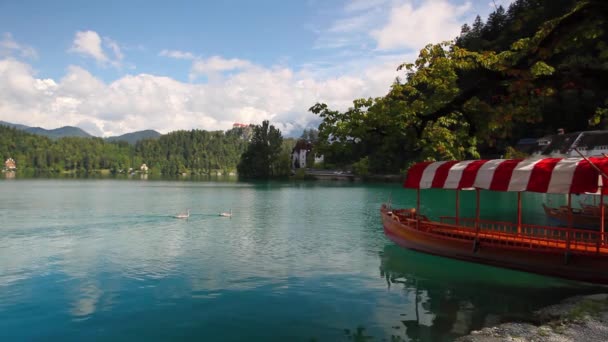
[387,210,608,256]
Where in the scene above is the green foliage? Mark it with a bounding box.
[135,128,247,175]
[0,125,248,176]
[504,146,529,159]
[566,299,606,321]
[530,61,555,77]
[237,120,286,178]
[352,157,370,176]
[310,0,608,173]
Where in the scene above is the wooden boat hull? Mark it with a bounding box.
[381,208,608,284]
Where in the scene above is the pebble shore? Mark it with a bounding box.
[457,294,608,342]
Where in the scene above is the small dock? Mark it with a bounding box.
[305,169,357,181]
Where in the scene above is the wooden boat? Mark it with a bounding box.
[542,203,607,228]
[382,156,608,284]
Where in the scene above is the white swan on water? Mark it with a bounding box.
[174,209,190,219]
[219,209,232,217]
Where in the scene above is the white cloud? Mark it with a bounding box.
[328,14,373,33]
[70,31,107,63]
[1,0,504,138]
[372,1,472,50]
[159,49,196,60]
[0,33,37,59]
[189,56,252,80]
[69,30,123,67]
[0,52,405,136]
[313,1,389,50]
[104,37,124,62]
[345,0,392,12]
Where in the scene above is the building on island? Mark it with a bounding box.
[291,139,325,169]
[140,163,149,173]
[232,123,253,141]
[292,140,311,169]
[4,158,16,171]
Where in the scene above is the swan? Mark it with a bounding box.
[219,209,232,217]
[174,209,190,219]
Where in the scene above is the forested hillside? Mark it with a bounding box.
[0,126,132,173]
[310,0,608,174]
[0,125,249,175]
[135,128,248,175]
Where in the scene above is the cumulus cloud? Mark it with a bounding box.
[316,0,478,54]
[0,33,37,59]
[69,30,123,67]
[372,0,472,50]
[0,52,404,136]
[159,49,196,60]
[189,56,252,80]
[1,1,494,138]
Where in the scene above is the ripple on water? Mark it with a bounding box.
[0,180,600,341]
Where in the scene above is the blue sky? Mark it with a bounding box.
[0,0,513,136]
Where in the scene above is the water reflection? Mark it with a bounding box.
[70,282,102,319]
[378,244,602,341]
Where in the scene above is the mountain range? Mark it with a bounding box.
[0,121,161,144]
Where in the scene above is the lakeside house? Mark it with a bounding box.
[140,163,149,173]
[516,130,608,158]
[4,158,16,171]
[292,140,311,169]
[291,139,324,169]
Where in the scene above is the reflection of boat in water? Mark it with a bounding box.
[174,209,190,219]
[382,157,608,284]
[378,244,597,341]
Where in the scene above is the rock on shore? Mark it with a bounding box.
[457,294,608,342]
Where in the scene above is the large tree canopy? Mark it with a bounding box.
[237,120,285,178]
[311,0,608,173]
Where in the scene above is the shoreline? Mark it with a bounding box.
[457,293,608,341]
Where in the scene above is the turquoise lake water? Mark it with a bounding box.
[0,178,603,341]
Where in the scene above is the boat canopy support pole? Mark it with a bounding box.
[416,188,421,230]
[475,189,480,237]
[601,186,605,245]
[567,193,573,227]
[517,192,522,234]
[567,193,572,251]
[456,189,460,226]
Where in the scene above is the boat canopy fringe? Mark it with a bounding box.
[404,157,608,194]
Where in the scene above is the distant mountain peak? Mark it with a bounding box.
[105,130,162,145]
[0,121,92,139]
[0,120,162,144]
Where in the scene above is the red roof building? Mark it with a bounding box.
[4,158,16,170]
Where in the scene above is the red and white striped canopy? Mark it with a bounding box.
[404,157,608,194]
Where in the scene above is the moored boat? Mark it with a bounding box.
[542,203,607,229]
[382,156,608,284]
